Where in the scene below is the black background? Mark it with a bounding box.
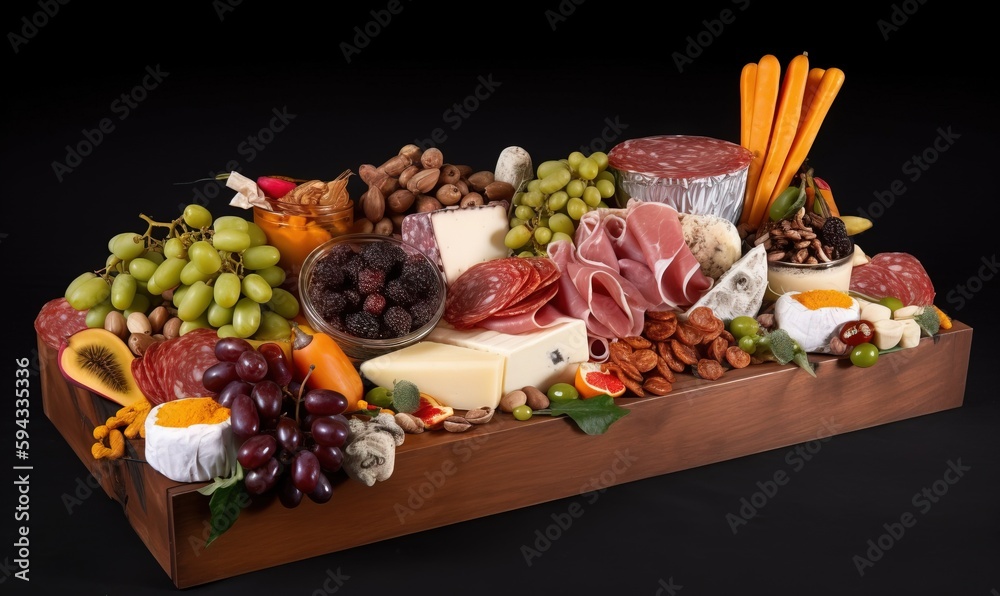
[3,1,997,594]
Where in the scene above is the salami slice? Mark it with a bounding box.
[444,258,537,329]
[133,329,220,405]
[490,279,559,318]
[868,252,935,306]
[34,298,90,351]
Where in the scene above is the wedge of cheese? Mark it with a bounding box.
[428,319,589,394]
[359,341,506,411]
[430,203,510,285]
[685,244,767,321]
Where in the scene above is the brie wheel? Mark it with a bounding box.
[774,291,861,353]
[144,400,236,483]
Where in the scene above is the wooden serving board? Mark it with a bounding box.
[39,321,973,588]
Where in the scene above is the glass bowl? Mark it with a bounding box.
[298,234,446,364]
[764,247,855,302]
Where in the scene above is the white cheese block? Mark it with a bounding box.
[430,203,511,286]
[774,291,861,353]
[359,341,506,411]
[684,244,767,321]
[144,399,236,483]
[678,213,742,280]
[427,319,589,394]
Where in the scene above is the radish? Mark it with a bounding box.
[257,176,298,200]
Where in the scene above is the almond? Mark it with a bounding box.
[407,168,440,194]
[459,192,484,208]
[522,385,550,410]
[358,164,379,186]
[442,415,472,433]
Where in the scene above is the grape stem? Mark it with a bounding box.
[295,365,315,424]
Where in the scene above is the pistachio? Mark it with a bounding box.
[126,311,152,335]
[442,415,472,433]
[420,147,444,169]
[522,385,550,410]
[464,406,494,425]
[499,389,527,413]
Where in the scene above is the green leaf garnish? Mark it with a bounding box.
[535,394,631,435]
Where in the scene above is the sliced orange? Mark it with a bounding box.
[574,362,626,399]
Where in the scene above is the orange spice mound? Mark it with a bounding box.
[791,289,853,310]
[155,397,230,428]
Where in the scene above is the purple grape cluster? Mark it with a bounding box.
[306,240,441,340]
[202,337,349,507]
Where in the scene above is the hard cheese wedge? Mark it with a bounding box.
[428,319,589,394]
[430,203,510,285]
[359,341,506,411]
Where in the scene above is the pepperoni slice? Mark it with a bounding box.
[696,358,725,381]
[725,346,751,369]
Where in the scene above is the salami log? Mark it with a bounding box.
[34,298,90,351]
[131,328,220,405]
[849,252,935,306]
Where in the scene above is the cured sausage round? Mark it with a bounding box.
[132,328,220,405]
[35,298,90,351]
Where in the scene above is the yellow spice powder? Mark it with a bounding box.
[792,289,854,310]
[155,397,230,428]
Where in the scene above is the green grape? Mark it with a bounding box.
[512,404,532,421]
[143,250,165,265]
[178,281,215,321]
[509,217,526,228]
[511,192,524,207]
[596,170,615,184]
[577,157,599,181]
[504,225,532,250]
[232,297,262,338]
[212,229,251,252]
[536,160,569,179]
[171,284,190,309]
[537,216,549,229]
[105,254,122,271]
[521,190,544,209]
[110,273,137,310]
[213,215,249,232]
[242,245,281,270]
[551,231,573,244]
[538,168,572,194]
[526,179,542,193]
[566,179,586,198]
[567,151,586,171]
[582,185,602,207]
[267,287,300,319]
[566,197,589,220]
[145,276,163,297]
[85,300,114,328]
[514,205,535,221]
[67,276,111,310]
[246,222,268,247]
[517,250,535,258]
[548,213,575,236]
[188,240,222,274]
[179,314,211,336]
[128,257,158,282]
[180,260,213,285]
[110,232,146,260]
[534,226,553,245]
[595,178,616,199]
[546,190,569,212]
[123,293,150,317]
[213,272,242,308]
[164,237,188,259]
[216,324,238,338]
[242,273,273,303]
[182,204,213,229]
[254,310,292,340]
[597,200,610,209]
[254,265,286,289]
[590,151,609,171]
[207,301,234,328]
[65,272,97,300]
[150,257,187,293]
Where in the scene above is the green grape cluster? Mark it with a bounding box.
[63,204,300,340]
[505,151,617,256]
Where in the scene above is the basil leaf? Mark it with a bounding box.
[205,480,246,548]
[547,394,630,435]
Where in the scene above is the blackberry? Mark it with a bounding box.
[342,288,362,310]
[357,268,386,295]
[384,277,414,306]
[343,254,366,283]
[363,293,387,316]
[361,241,407,273]
[314,291,347,321]
[311,257,345,290]
[401,259,439,295]
[409,299,439,329]
[344,311,381,339]
[324,243,356,266]
[821,217,854,260]
[382,305,412,337]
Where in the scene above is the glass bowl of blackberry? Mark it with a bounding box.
[298,234,446,364]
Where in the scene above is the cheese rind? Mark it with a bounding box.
[359,341,506,411]
[430,204,510,285]
[144,401,236,483]
[427,319,589,394]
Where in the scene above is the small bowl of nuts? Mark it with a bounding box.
[749,208,856,301]
[298,234,446,364]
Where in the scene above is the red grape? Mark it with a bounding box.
[230,393,260,439]
[308,473,333,504]
[237,434,277,470]
[235,349,269,383]
[215,337,254,363]
[216,380,253,408]
[310,416,349,448]
[311,444,344,473]
[258,343,293,386]
[291,450,321,493]
[244,457,281,495]
[202,361,239,392]
[303,389,349,417]
[251,380,283,421]
[275,416,303,452]
[278,475,303,508]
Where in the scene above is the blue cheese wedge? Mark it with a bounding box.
[678,212,742,280]
[684,244,767,321]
